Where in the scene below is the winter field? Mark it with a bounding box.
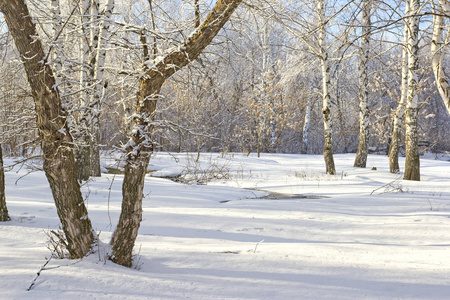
[1,152,450,299]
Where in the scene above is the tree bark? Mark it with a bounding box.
[317,0,336,175]
[0,145,10,222]
[0,0,94,257]
[301,85,313,154]
[88,0,115,178]
[404,0,420,181]
[77,0,107,181]
[110,0,243,267]
[354,0,372,168]
[431,1,450,115]
[389,0,410,174]
[76,0,93,182]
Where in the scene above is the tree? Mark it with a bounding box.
[354,0,372,168]
[0,0,95,257]
[431,0,450,115]
[389,0,410,174]
[317,0,336,175]
[403,0,421,181]
[76,0,115,181]
[0,145,9,222]
[109,0,243,267]
[301,76,317,154]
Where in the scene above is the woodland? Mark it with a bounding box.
[0,0,450,269]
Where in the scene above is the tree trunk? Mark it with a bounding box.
[431,1,450,115]
[88,0,115,178]
[77,0,106,180]
[0,0,94,257]
[404,0,420,181]
[0,145,10,222]
[301,88,313,154]
[318,0,336,175]
[354,0,372,168]
[76,0,93,182]
[389,1,410,174]
[110,0,243,267]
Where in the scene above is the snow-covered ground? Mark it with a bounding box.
[1,153,450,299]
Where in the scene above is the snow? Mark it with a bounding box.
[1,153,450,299]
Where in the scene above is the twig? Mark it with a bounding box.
[27,255,59,291]
[107,175,115,229]
[370,176,404,195]
[253,239,264,253]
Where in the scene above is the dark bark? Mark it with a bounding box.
[0,145,10,222]
[0,0,94,257]
[404,107,420,180]
[110,0,243,267]
[388,127,401,173]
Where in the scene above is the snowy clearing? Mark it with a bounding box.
[1,153,450,299]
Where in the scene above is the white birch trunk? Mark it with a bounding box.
[354,0,372,168]
[404,0,420,181]
[389,0,410,174]
[431,1,450,115]
[88,0,115,177]
[318,0,336,175]
[301,81,314,154]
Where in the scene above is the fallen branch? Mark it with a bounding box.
[27,255,59,291]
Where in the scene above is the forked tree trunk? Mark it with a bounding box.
[389,0,410,174]
[354,0,372,168]
[0,145,10,222]
[317,0,336,175]
[0,0,94,257]
[404,0,420,181]
[110,0,243,267]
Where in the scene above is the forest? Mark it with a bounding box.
[0,0,450,296]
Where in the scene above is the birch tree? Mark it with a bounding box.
[317,0,336,175]
[76,0,115,181]
[389,0,410,174]
[0,0,95,257]
[110,0,243,267]
[404,0,421,181]
[354,0,372,168]
[431,0,450,115]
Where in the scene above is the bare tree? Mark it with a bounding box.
[0,0,94,257]
[317,0,336,175]
[404,0,421,181]
[431,0,450,115]
[0,145,9,222]
[76,0,115,181]
[389,0,410,174]
[110,0,243,267]
[354,0,372,168]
